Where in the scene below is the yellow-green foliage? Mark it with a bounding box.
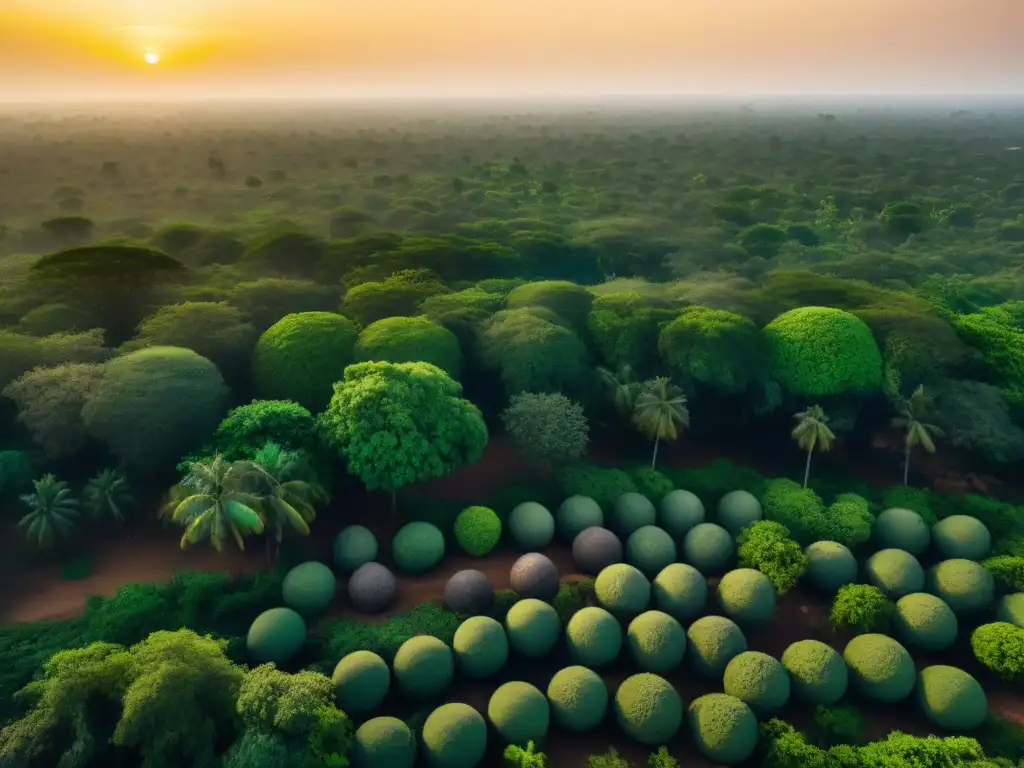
[392,635,454,700]
[420,702,488,768]
[996,593,1024,627]
[657,306,766,394]
[594,563,651,618]
[452,616,509,679]
[916,665,988,731]
[546,665,608,733]
[613,673,683,746]
[505,599,562,659]
[865,548,925,598]
[625,610,686,673]
[565,606,623,668]
[506,280,595,330]
[352,716,416,768]
[932,515,992,561]
[804,541,857,594]
[453,506,502,556]
[686,615,748,679]
[781,639,848,705]
[487,681,550,746]
[651,563,708,622]
[353,315,462,379]
[332,650,391,715]
[843,634,916,703]
[723,651,791,714]
[716,568,776,626]
[928,559,995,617]
[893,593,959,652]
[686,693,759,765]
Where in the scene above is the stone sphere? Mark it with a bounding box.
[444,569,494,615]
[510,552,560,601]
[347,562,397,614]
[572,526,623,575]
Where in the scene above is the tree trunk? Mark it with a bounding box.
[803,447,813,488]
[651,434,661,469]
[903,447,911,486]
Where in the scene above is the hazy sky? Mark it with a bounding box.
[1,0,1022,101]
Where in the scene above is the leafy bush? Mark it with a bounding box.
[893,593,958,652]
[210,399,317,461]
[251,311,358,412]
[651,563,707,622]
[557,464,636,509]
[487,681,550,746]
[556,495,604,542]
[717,568,776,626]
[843,634,916,703]
[320,602,461,665]
[504,741,548,768]
[686,615,747,679]
[508,502,556,548]
[658,306,767,394]
[332,650,391,716]
[452,616,509,679]
[353,315,462,379]
[812,704,864,747]
[865,548,925,598]
[737,520,808,595]
[391,521,446,574]
[546,666,608,733]
[657,489,704,538]
[686,693,759,765]
[984,555,1024,593]
[682,522,734,574]
[503,392,589,465]
[830,584,892,633]
[717,490,763,536]
[613,673,683,746]
[873,507,931,556]
[506,280,595,330]
[551,578,596,623]
[970,622,1024,682]
[723,651,790,715]
[587,749,631,768]
[626,526,677,576]
[916,665,988,731]
[763,306,883,397]
[505,599,561,659]
[392,635,454,700]
[625,610,686,674]
[781,640,848,705]
[454,506,502,556]
[629,467,674,503]
[929,559,995,617]
[665,459,768,510]
[352,716,416,768]
[932,515,992,561]
[803,541,857,594]
[762,479,871,548]
[880,486,935,524]
[420,702,488,768]
[594,563,651,618]
[247,607,307,664]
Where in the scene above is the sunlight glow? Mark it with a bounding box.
[144,51,160,65]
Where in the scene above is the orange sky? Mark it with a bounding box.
[1,0,1022,101]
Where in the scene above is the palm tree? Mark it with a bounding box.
[598,364,640,418]
[164,456,264,553]
[632,377,690,468]
[246,442,327,560]
[891,385,944,485]
[791,405,836,488]
[83,469,134,525]
[18,474,79,550]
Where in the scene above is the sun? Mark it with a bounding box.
[144,51,161,65]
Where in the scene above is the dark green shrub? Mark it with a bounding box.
[737,521,808,594]
[352,717,416,768]
[865,548,925,598]
[333,650,391,715]
[830,584,892,633]
[391,521,446,574]
[353,315,462,379]
[686,693,758,765]
[686,615,747,679]
[251,312,358,412]
[392,635,454,700]
[506,280,594,330]
[612,492,657,536]
[971,622,1024,682]
[873,507,931,556]
[996,593,1024,627]
[625,610,686,673]
[717,568,776,626]
[247,607,307,663]
[566,606,623,668]
[454,506,502,556]
[420,702,488,768]
[281,561,337,617]
[812,704,864,747]
[843,634,916,702]
[628,467,673,504]
[717,490,763,536]
[505,599,561,659]
[651,563,707,622]
[657,489,704,538]
[880,486,935,525]
[626,526,677,576]
[781,640,848,705]
[508,502,556,549]
[666,459,768,510]
[893,593,958,652]
[557,464,636,509]
[487,681,550,746]
[723,651,790,715]
[552,578,595,623]
[984,555,1024,593]
[933,515,992,561]
[682,522,734,574]
[803,541,857,594]
[0,450,32,501]
[333,525,378,572]
[211,399,317,460]
[916,665,988,731]
[587,749,630,768]
[929,559,995,617]
[546,665,608,733]
[556,495,603,542]
[613,673,683,746]
[321,602,460,665]
[594,563,651,618]
[453,616,509,679]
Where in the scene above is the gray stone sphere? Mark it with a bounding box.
[348,562,397,614]
[572,526,624,575]
[444,569,495,615]
[510,552,560,602]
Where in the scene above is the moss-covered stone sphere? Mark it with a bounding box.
[572,526,623,575]
[723,651,791,715]
[932,515,992,561]
[658,490,705,538]
[247,607,307,663]
[453,616,509,679]
[509,552,560,602]
[612,492,657,536]
[546,666,608,732]
[683,522,735,574]
[780,639,848,705]
[843,634,916,703]
[557,496,604,542]
[487,681,550,746]
[626,610,686,673]
[443,569,494,616]
[651,563,708,622]
[393,635,454,700]
[916,665,988,731]
[717,490,763,536]
[804,541,858,593]
[996,593,1024,627]
[594,563,651,618]
[874,507,931,556]
[613,673,683,746]
[565,606,623,668]
[626,525,677,576]
[716,568,777,626]
[391,521,446,574]
[420,702,487,768]
[352,716,416,768]
[686,615,747,679]
[347,562,397,614]
[928,559,995,617]
[333,650,391,715]
[865,548,925,598]
[281,561,337,616]
[453,506,502,557]
[509,502,556,549]
[687,693,759,765]
[893,593,959,652]
[505,598,562,658]
[333,525,378,572]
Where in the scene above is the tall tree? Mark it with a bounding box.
[83,468,134,525]
[791,404,836,488]
[246,442,326,560]
[632,377,689,469]
[891,385,944,485]
[598,364,640,418]
[18,474,80,550]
